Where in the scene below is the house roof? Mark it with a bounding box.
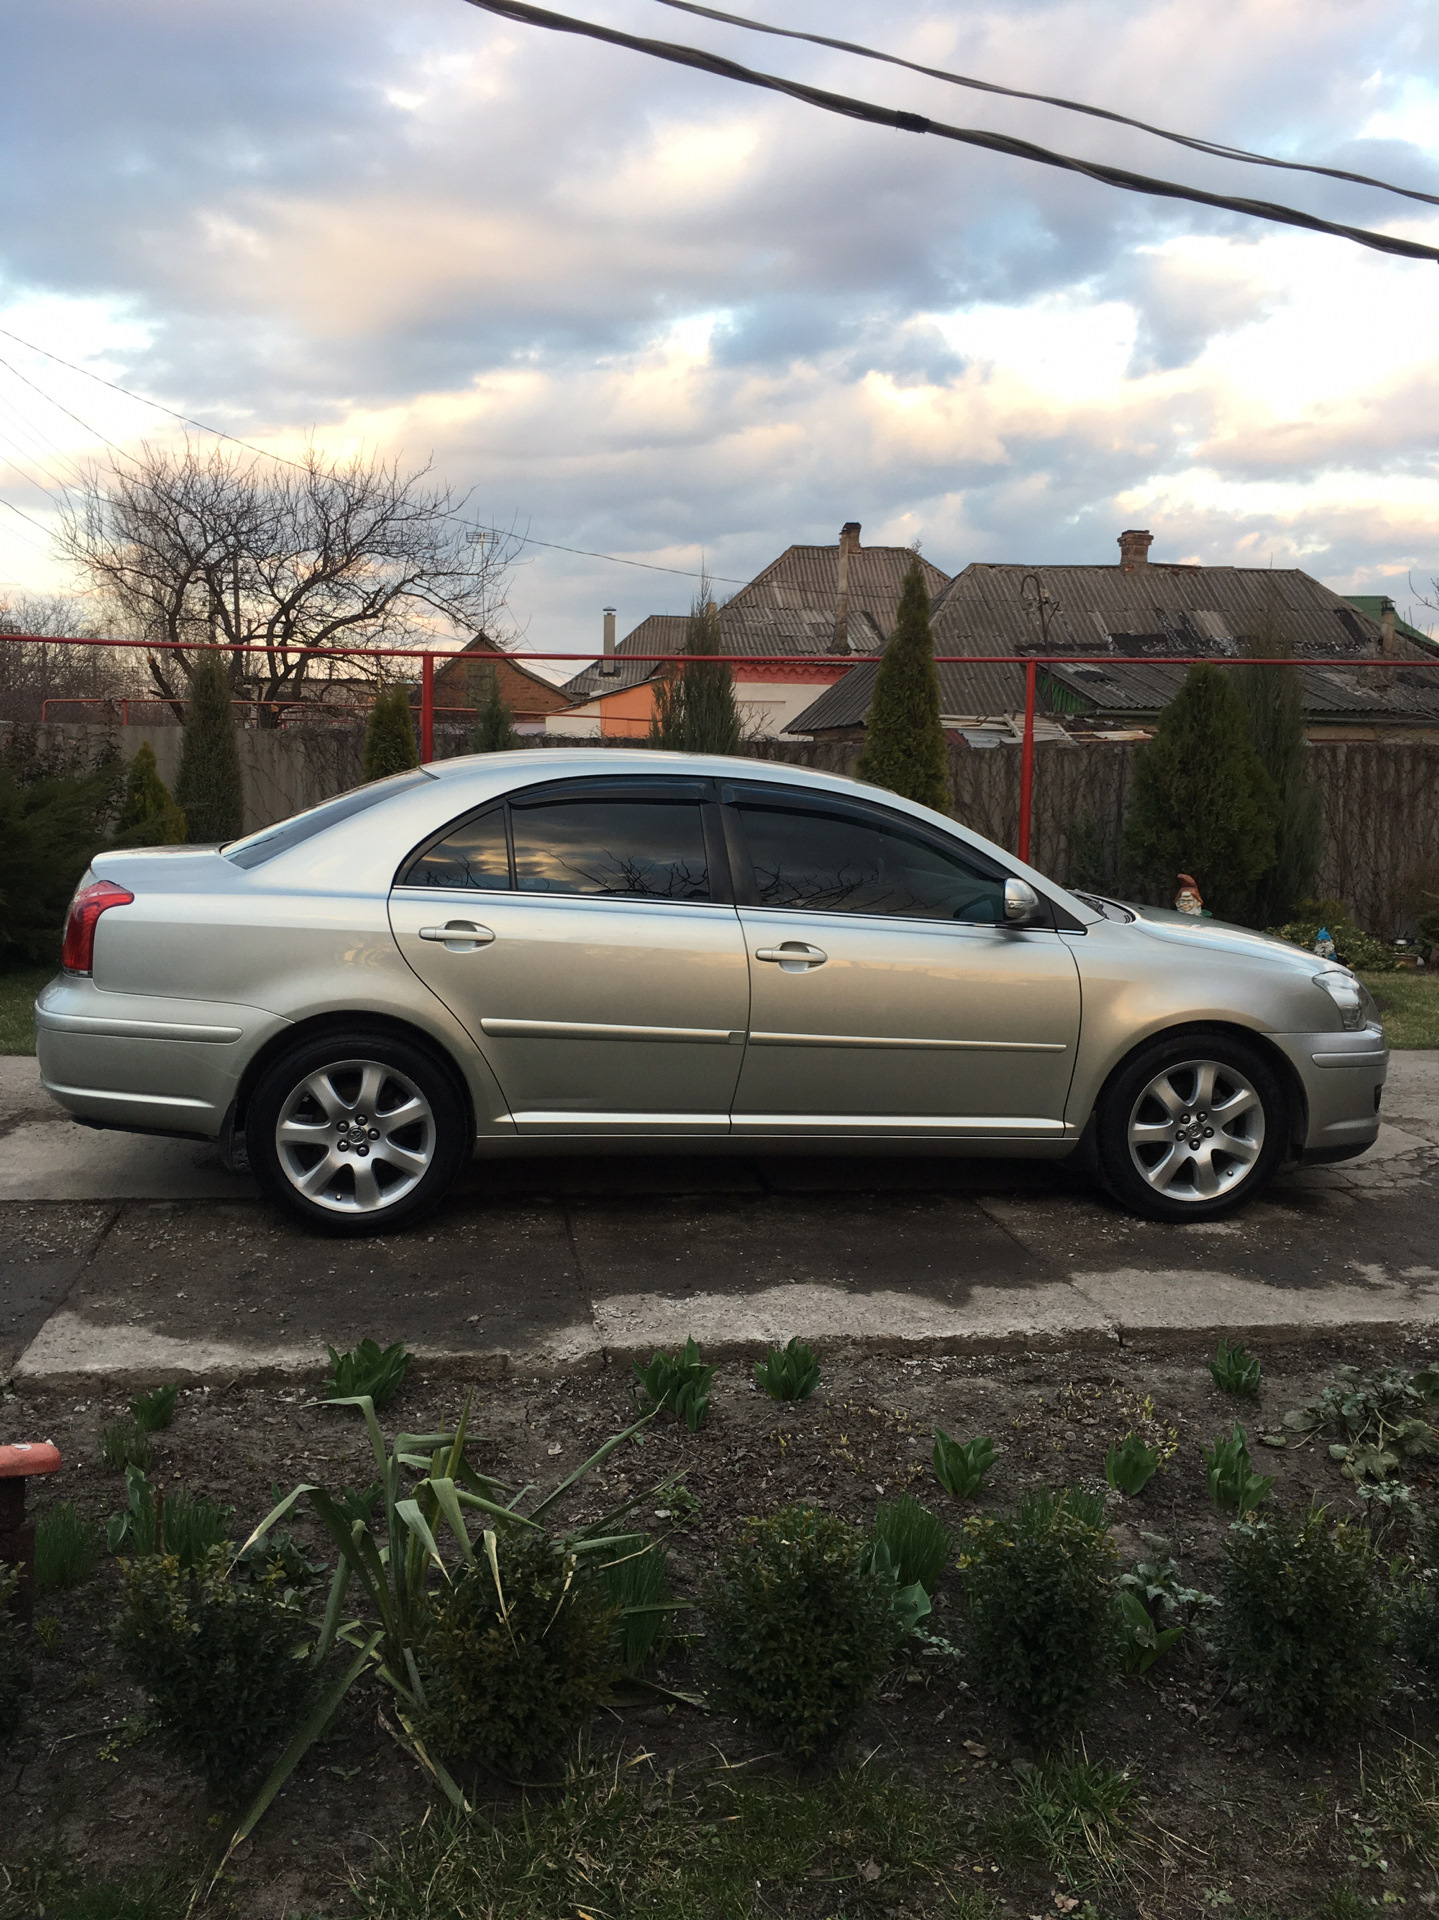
[728,543,949,626]
[789,659,1032,734]
[435,632,571,696]
[1042,657,1439,725]
[1343,597,1439,659]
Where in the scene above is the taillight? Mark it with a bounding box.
[61,880,135,975]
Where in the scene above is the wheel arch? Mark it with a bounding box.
[231,1011,477,1143]
[1091,1019,1308,1157]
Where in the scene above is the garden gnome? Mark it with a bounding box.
[1315,925,1337,960]
[1175,873,1204,917]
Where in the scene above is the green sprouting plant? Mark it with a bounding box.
[1282,1363,1439,1483]
[0,1565,33,1744]
[129,1384,178,1433]
[1117,1589,1185,1674]
[1118,1533,1215,1628]
[35,1502,102,1591]
[115,1545,317,1793]
[106,1466,234,1567]
[100,1419,153,1473]
[594,1533,683,1679]
[991,1751,1134,1888]
[871,1493,953,1595]
[325,1337,413,1410]
[1105,1432,1160,1497]
[1203,1424,1274,1513]
[932,1429,998,1499]
[1218,1505,1386,1735]
[633,1338,714,1430]
[960,1489,1118,1739]
[702,1504,903,1762]
[754,1337,819,1402]
[421,1529,621,1777]
[1210,1339,1262,1398]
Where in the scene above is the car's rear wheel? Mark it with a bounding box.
[1096,1029,1289,1221]
[248,1031,469,1235]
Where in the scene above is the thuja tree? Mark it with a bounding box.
[855,556,948,812]
[1123,664,1280,923]
[174,655,245,843]
[113,742,187,847]
[1235,600,1322,926]
[649,593,744,754]
[0,746,120,961]
[466,666,519,753]
[364,684,420,779]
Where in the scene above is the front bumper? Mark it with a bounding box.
[34,975,288,1139]
[1271,1024,1387,1162]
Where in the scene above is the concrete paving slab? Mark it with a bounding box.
[0,1120,255,1203]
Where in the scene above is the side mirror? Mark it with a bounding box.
[1003,878,1042,926]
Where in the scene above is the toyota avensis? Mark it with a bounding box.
[35,750,1386,1236]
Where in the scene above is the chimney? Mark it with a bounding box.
[1380,600,1397,656]
[1118,529,1153,572]
[600,606,617,675]
[832,522,861,654]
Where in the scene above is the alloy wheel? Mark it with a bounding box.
[273,1057,436,1215]
[1125,1057,1265,1203]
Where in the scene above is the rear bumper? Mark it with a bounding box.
[1271,1025,1387,1161]
[34,975,287,1139]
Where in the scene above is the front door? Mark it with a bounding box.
[722,784,1082,1138]
[389,778,749,1135]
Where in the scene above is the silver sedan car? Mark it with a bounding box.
[36,749,1386,1236]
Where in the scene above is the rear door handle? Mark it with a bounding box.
[755,942,827,971]
[419,922,495,951]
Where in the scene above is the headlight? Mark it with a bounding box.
[1312,968,1367,1031]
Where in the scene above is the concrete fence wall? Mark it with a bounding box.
[12,721,1439,935]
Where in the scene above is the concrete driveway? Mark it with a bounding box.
[1,1054,1436,1387]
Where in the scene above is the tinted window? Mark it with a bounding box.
[225,770,434,869]
[738,803,1005,923]
[511,799,709,900]
[403,808,510,890]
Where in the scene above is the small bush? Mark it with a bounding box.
[1105,1433,1159,1496]
[1394,1508,1439,1673]
[115,1546,317,1792]
[100,1419,152,1473]
[960,1489,1118,1739]
[422,1529,619,1778]
[1203,1423,1273,1512]
[1210,1338,1262,1397]
[0,1564,33,1744]
[754,1337,819,1402]
[871,1493,953,1594]
[633,1338,713,1430]
[702,1504,902,1762]
[594,1533,678,1678]
[35,1502,102,1590]
[1218,1506,1386,1736]
[1272,909,1396,972]
[933,1428,998,1499]
[325,1337,413,1409]
[129,1384,178,1433]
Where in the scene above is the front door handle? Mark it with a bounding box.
[419,921,495,952]
[755,942,827,971]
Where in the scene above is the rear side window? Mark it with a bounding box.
[736,801,1006,923]
[511,798,710,900]
[402,807,510,890]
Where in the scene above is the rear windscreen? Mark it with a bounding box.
[224,770,435,870]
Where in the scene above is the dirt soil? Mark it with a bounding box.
[4,1334,1439,1919]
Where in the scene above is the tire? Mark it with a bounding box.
[247,1030,469,1236]
[1095,1028,1289,1222]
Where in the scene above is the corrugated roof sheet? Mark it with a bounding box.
[729,544,949,627]
[789,659,1031,733]
[1045,658,1439,721]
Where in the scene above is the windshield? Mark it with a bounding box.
[224,769,435,870]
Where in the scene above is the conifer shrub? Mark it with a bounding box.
[856,555,948,812]
[1122,662,1280,923]
[174,655,244,843]
[1235,598,1322,926]
[648,592,744,754]
[0,748,121,963]
[1218,1506,1385,1735]
[421,1529,619,1777]
[960,1488,1118,1739]
[115,1545,316,1792]
[465,665,520,752]
[112,742,186,847]
[701,1504,902,1762]
[0,1564,33,1743]
[363,683,421,779]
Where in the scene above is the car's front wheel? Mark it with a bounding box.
[1095,1029,1289,1221]
[247,1031,469,1234]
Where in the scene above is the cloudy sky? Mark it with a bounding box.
[2,0,1437,660]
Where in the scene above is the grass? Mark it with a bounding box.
[355,1764,981,1920]
[872,1492,954,1592]
[0,965,50,1055]
[35,1502,103,1592]
[1364,1738,1439,1866]
[99,1420,153,1474]
[0,1861,189,1920]
[987,1752,1134,1890]
[1362,970,1439,1049]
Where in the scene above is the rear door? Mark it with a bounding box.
[388,776,749,1136]
[722,783,1082,1139]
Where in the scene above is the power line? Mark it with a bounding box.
[459,0,1439,264]
[649,0,1439,210]
[0,325,746,583]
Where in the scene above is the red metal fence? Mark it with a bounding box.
[4,631,1433,867]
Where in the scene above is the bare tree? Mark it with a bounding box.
[59,441,521,723]
[0,593,150,727]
